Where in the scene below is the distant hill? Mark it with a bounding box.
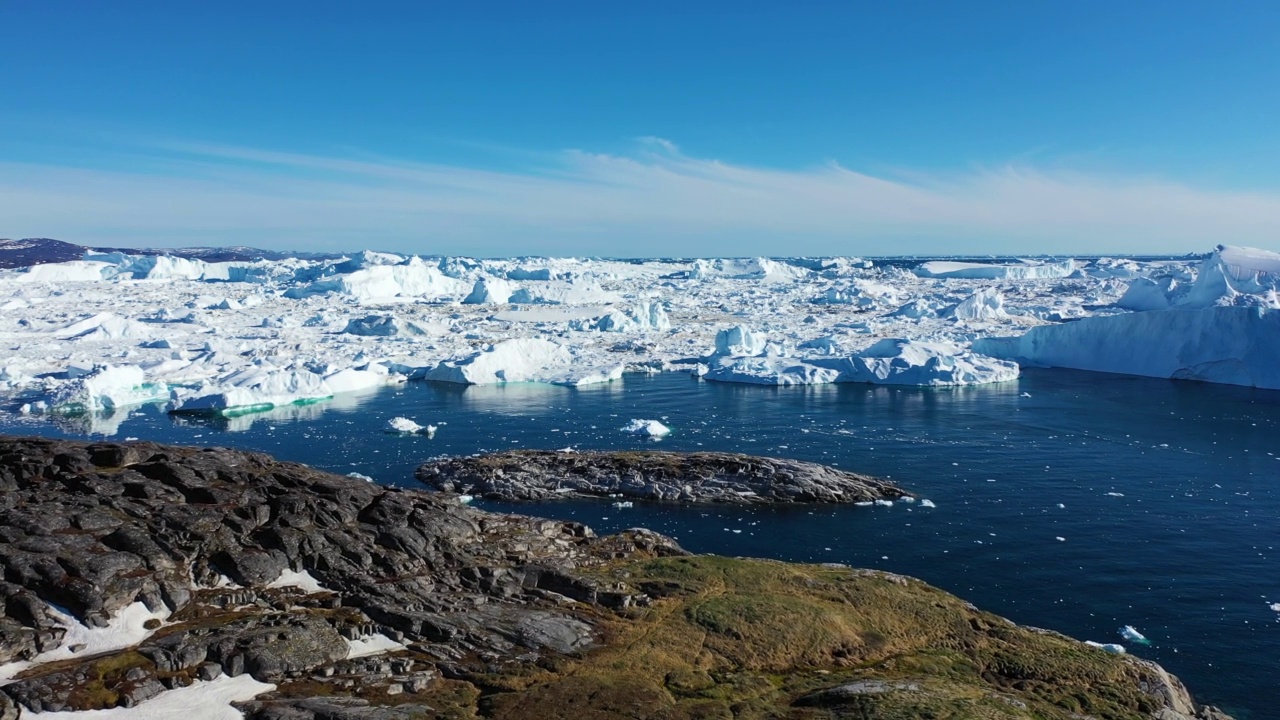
[0,238,343,269]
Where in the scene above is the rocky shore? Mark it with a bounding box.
[0,436,1231,719]
[416,449,908,504]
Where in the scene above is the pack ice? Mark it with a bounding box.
[0,245,1274,431]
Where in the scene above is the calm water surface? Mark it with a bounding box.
[3,370,1276,717]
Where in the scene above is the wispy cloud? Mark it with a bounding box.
[2,137,1278,256]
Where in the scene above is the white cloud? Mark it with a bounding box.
[1,138,1278,256]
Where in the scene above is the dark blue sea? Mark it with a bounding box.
[3,369,1276,717]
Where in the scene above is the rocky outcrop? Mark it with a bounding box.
[416,449,908,503]
[0,437,1233,719]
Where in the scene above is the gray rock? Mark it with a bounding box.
[416,450,908,504]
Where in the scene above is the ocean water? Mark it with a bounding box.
[2,369,1276,717]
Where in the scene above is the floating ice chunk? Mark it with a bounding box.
[345,633,407,660]
[622,419,671,437]
[268,569,329,594]
[874,499,894,507]
[899,496,916,503]
[1055,536,1066,542]
[915,259,1075,280]
[1119,625,1150,645]
[702,356,842,386]
[346,472,375,482]
[1085,641,1126,654]
[839,339,1020,386]
[170,366,333,415]
[545,364,625,387]
[46,364,168,413]
[612,501,635,509]
[23,674,276,719]
[385,417,437,436]
[424,338,572,385]
[1269,602,1280,613]
[324,367,402,395]
[1106,492,1125,497]
[458,494,474,504]
[919,499,936,508]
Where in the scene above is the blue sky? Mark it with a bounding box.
[2,1,1279,256]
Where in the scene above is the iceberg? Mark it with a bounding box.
[838,339,1019,386]
[46,364,168,413]
[385,416,437,436]
[424,338,572,385]
[714,325,768,357]
[342,314,434,337]
[950,288,1009,322]
[915,259,1075,280]
[622,419,671,437]
[463,276,517,304]
[170,365,333,414]
[975,306,1280,390]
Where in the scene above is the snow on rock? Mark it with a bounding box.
[622,419,671,437]
[424,338,573,385]
[47,364,168,413]
[976,306,1280,389]
[266,569,330,594]
[0,601,171,684]
[345,633,407,660]
[26,674,276,720]
[915,259,1075,280]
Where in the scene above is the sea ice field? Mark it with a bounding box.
[1,245,1279,716]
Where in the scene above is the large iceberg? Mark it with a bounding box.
[977,246,1280,389]
[976,306,1280,390]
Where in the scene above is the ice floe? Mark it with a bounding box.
[622,419,671,437]
[2,245,1277,430]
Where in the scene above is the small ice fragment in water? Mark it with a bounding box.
[900,496,917,503]
[919,499,936,508]
[621,419,671,437]
[458,495,474,504]
[1119,625,1150,645]
[1106,492,1124,497]
[346,472,374,483]
[1057,503,1066,509]
[611,501,634,509]
[1055,536,1066,542]
[874,499,894,507]
[1269,602,1280,612]
[1020,392,1032,398]
[386,417,436,436]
